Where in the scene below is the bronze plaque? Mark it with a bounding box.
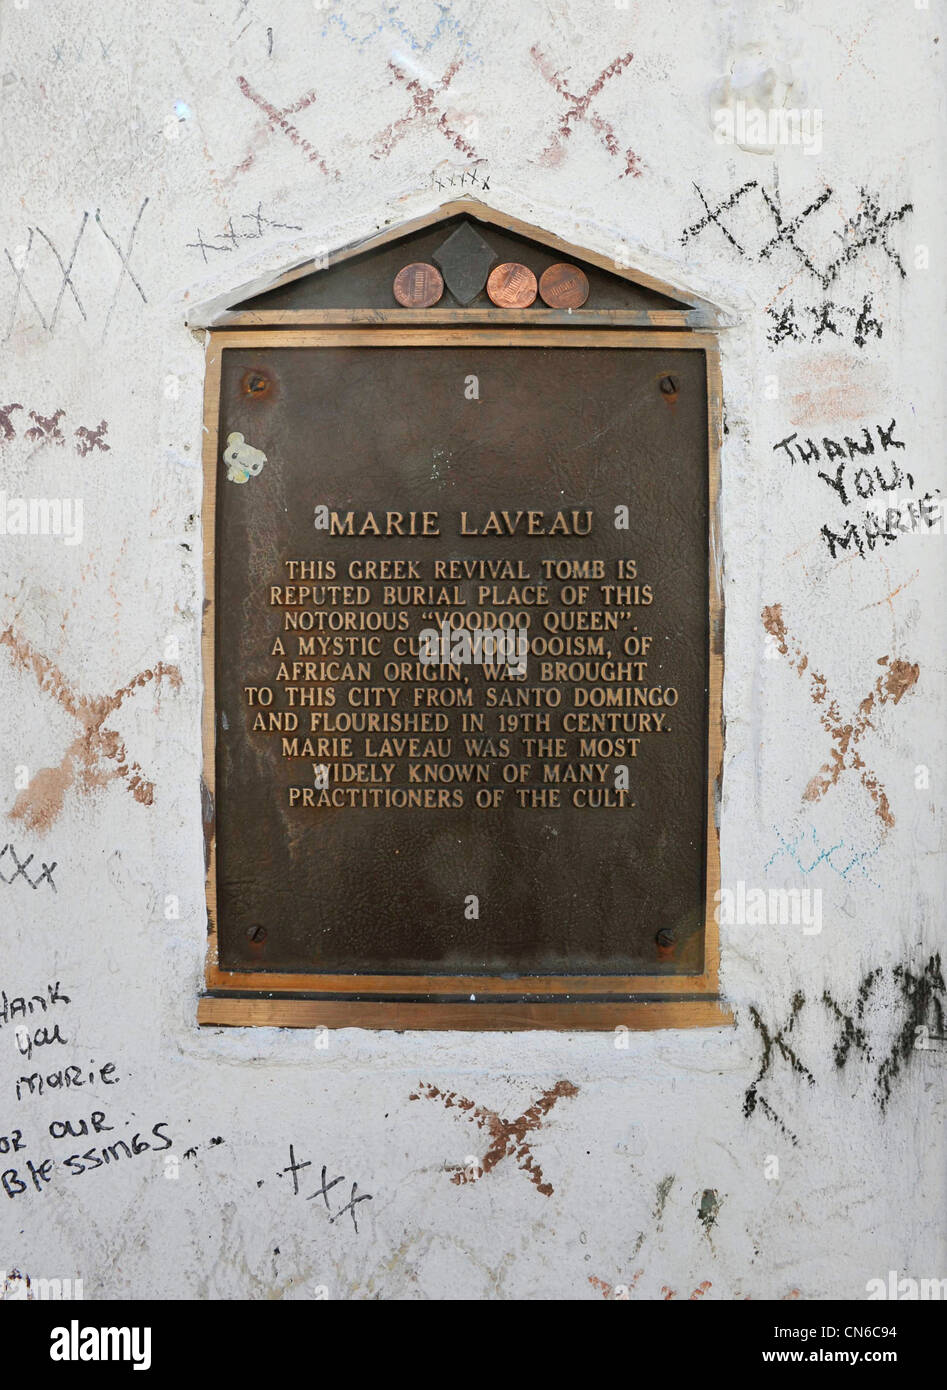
[206,333,719,993]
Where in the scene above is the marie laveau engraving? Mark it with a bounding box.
[196,203,728,1031]
[271,537,657,817]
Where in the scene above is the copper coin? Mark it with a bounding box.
[393,262,443,308]
[539,263,590,309]
[486,262,537,308]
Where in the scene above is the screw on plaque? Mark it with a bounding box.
[659,376,678,396]
[248,925,267,943]
[432,220,498,305]
[242,370,272,399]
[655,928,675,960]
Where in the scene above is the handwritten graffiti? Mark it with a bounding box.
[766,293,884,350]
[429,165,490,193]
[773,418,941,557]
[321,4,481,65]
[682,179,912,286]
[765,825,882,890]
[48,35,115,65]
[681,180,912,349]
[24,411,66,447]
[278,1143,372,1233]
[73,422,110,457]
[744,992,814,1145]
[186,203,303,262]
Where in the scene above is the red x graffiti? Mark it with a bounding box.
[530,47,642,177]
[233,77,339,181]
[0,626,180,832]
[371,59,476,161]
[762,604,918,832]
[411,1079,578,1196]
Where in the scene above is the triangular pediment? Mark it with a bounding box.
[187,197,725,328]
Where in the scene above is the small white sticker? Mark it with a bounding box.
[223,431,266,484]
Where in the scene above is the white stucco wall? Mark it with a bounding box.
[0,0,944,1300]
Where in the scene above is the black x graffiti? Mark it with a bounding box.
[97,198,149,337]
[3,200,149,341]
[681,180,759,254]
[743,992,815,1144]
[307,1164,344,1211]
[186,203,303,262]
[0,845,57,891]
[758,185,833,282]
[279,1144,373,1233]
[682,180,914,292]
[37,216,88,329]
[823,187,914,286]
[328,1182,372,1232]
[431,167,490,193]
[767,293,883,350]
[4,231,48,336]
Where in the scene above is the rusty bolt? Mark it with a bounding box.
[659,375,678,396]
[248,925,267,943]
[241,370,271,399]
[655,928,674,948]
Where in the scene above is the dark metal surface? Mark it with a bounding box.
[214,344,709,975]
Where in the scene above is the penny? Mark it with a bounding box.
[393,263,444,308]
[539,263,590,309]
[486,262,537,308]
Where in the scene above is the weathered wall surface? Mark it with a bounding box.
[0,0,944,1300]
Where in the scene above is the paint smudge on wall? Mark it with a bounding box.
[661,1280,713,1300]
[631,1172,676,1258]
[697,1188,723,1235]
